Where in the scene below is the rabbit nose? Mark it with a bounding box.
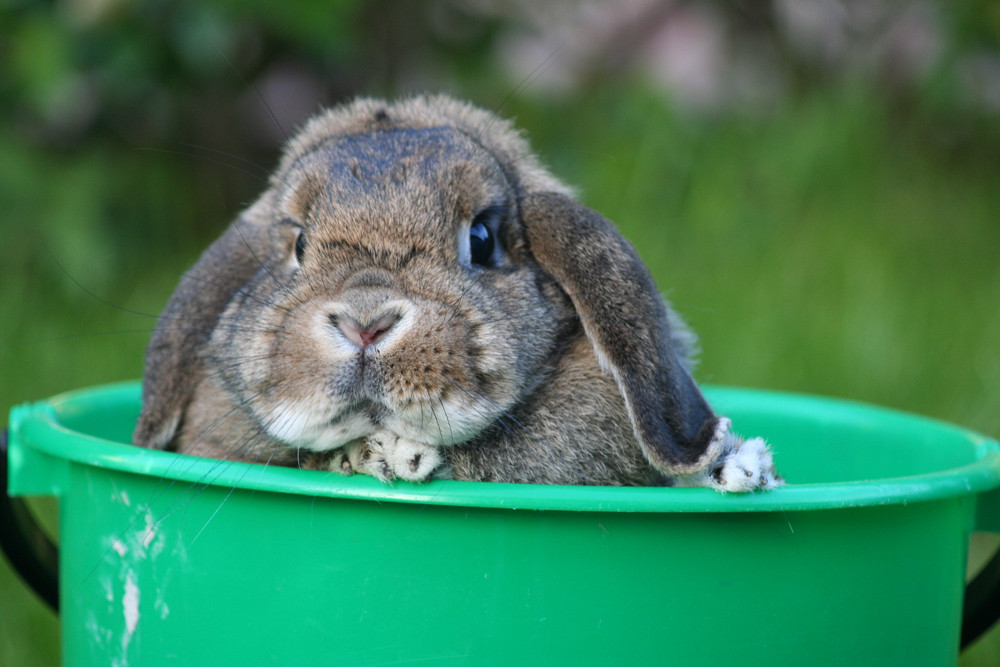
[334,312,399,349]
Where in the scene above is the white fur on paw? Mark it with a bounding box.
[673,423,783,493]
[356,434,395,482]
[710,435,781,492]
[326,446,356,475]
[325,440,390,480]
[382,435,442,482]
[710,417,732,449]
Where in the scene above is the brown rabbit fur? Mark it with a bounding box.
[134,95,780,490]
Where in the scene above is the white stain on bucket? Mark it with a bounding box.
[111,539,127,557]
[121,573,140,658]
[100,508,168,666]
[141,512,157,549]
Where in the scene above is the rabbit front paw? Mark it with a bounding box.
[706,435,782,492]
[329,433,442,482]
[674,420,783,492]
[375,432,443,482]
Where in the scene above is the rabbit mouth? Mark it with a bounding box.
[326,398,382,425]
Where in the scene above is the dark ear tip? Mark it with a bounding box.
[638,412,728,475]
[694,415,724,453]
[131,402,181,450]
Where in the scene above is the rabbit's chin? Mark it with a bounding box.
[378,405,495,448]
[261,401,376,453]
[258,391,496,455]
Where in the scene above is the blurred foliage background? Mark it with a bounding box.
[2,0,1000,664]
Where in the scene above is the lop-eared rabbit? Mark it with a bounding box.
[133,95,780,492]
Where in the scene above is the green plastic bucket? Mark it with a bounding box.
[4,382,1000,666]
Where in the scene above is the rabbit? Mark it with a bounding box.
[132,94,781,492]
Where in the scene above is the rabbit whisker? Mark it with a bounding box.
[436,396,457,447]
[218,49,289,143]
[488,41,565,134]
[188,441,277,546]
[150,263,296,319]
[423,395,448,447]
[87,384,281,581]
[233,223,297,297]
[135,146,270,184]
[176,141,272,176]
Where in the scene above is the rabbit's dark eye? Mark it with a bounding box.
[467,206,504,267]
[469,220,495,266]
[294,230,307,264]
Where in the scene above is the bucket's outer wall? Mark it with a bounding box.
[58,465,971,666]
[7,382,1000,665]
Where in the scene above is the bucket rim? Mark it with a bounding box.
[10,381,1000,513]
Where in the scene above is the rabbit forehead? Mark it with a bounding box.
[286,125,503,190]
[281,126,509,238]
[318,126,482,176]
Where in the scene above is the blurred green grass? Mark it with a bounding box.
[3,82,999,665]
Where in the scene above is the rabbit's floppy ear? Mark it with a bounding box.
[132,196,275,449]
[520,192,724,475]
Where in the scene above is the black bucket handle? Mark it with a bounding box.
[963,542,1000,648]
[1,427,59,612]
[2,424,999,648]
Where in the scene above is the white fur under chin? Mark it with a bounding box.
[673,421,783,493]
